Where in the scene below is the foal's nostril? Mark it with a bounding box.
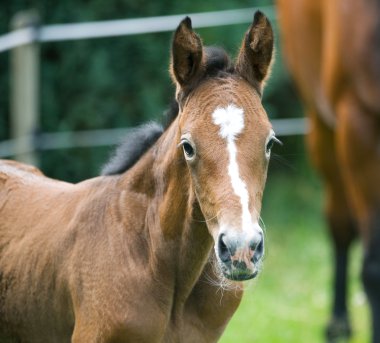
[251,233,264,263]
[218,234,231,263]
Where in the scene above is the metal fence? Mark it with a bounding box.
[0,5,307,163]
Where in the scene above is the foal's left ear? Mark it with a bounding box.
[235,11,274,95]
[170,17,204,90]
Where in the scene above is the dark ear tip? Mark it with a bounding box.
[179,16,192,30]
[253,10,268,25]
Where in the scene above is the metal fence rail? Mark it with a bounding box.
[0,6,276,53]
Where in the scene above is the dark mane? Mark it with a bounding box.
[101,46,233,176]
[101,122,163,175]
[101,101,179,176]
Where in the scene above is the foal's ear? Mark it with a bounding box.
[170,17,204,89]
[235,11,274,94]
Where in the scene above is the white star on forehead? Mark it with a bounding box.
[211,104,244,140]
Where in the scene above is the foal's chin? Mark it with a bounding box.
[224,270,258,281]
[220,262,261,281]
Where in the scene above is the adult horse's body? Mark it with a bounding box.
[0,12,276,342]
[277,1,380,342]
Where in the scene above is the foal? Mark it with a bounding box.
[0,12,275,342]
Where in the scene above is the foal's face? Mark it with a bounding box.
[171,12,274,280]
[179,78,276,280]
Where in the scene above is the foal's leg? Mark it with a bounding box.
[306,109,357,342]
[337,93,380,343]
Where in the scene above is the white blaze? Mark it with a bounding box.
[212,104,254,233]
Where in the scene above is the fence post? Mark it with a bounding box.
[10,10,40,166]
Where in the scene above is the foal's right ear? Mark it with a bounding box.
[170,17,204,90]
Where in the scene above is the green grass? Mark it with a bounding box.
[220,168,370,343]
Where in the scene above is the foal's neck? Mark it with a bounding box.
[122,121,214,306]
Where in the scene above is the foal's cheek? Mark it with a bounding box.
[193,183,217,220]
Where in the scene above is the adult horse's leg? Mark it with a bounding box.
[325,211,356,342]
[337,93,380,343]
[362,226,380,343]
[307,109,357,342]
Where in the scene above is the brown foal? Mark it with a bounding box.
[0,12,276,342]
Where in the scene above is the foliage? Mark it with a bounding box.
[0,0,302,182]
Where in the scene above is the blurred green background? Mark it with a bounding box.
[0,0,369,342]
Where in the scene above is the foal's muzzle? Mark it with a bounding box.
[217,230,264,281]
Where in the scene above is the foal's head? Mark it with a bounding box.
[171,12,276,281]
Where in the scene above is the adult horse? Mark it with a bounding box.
[277,1,380,342]
[0,12,276,342]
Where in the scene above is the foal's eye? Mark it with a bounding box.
[265,133,281,158]
[266,138,275,155]
[180,139,196,160]
[183,142,194,157]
